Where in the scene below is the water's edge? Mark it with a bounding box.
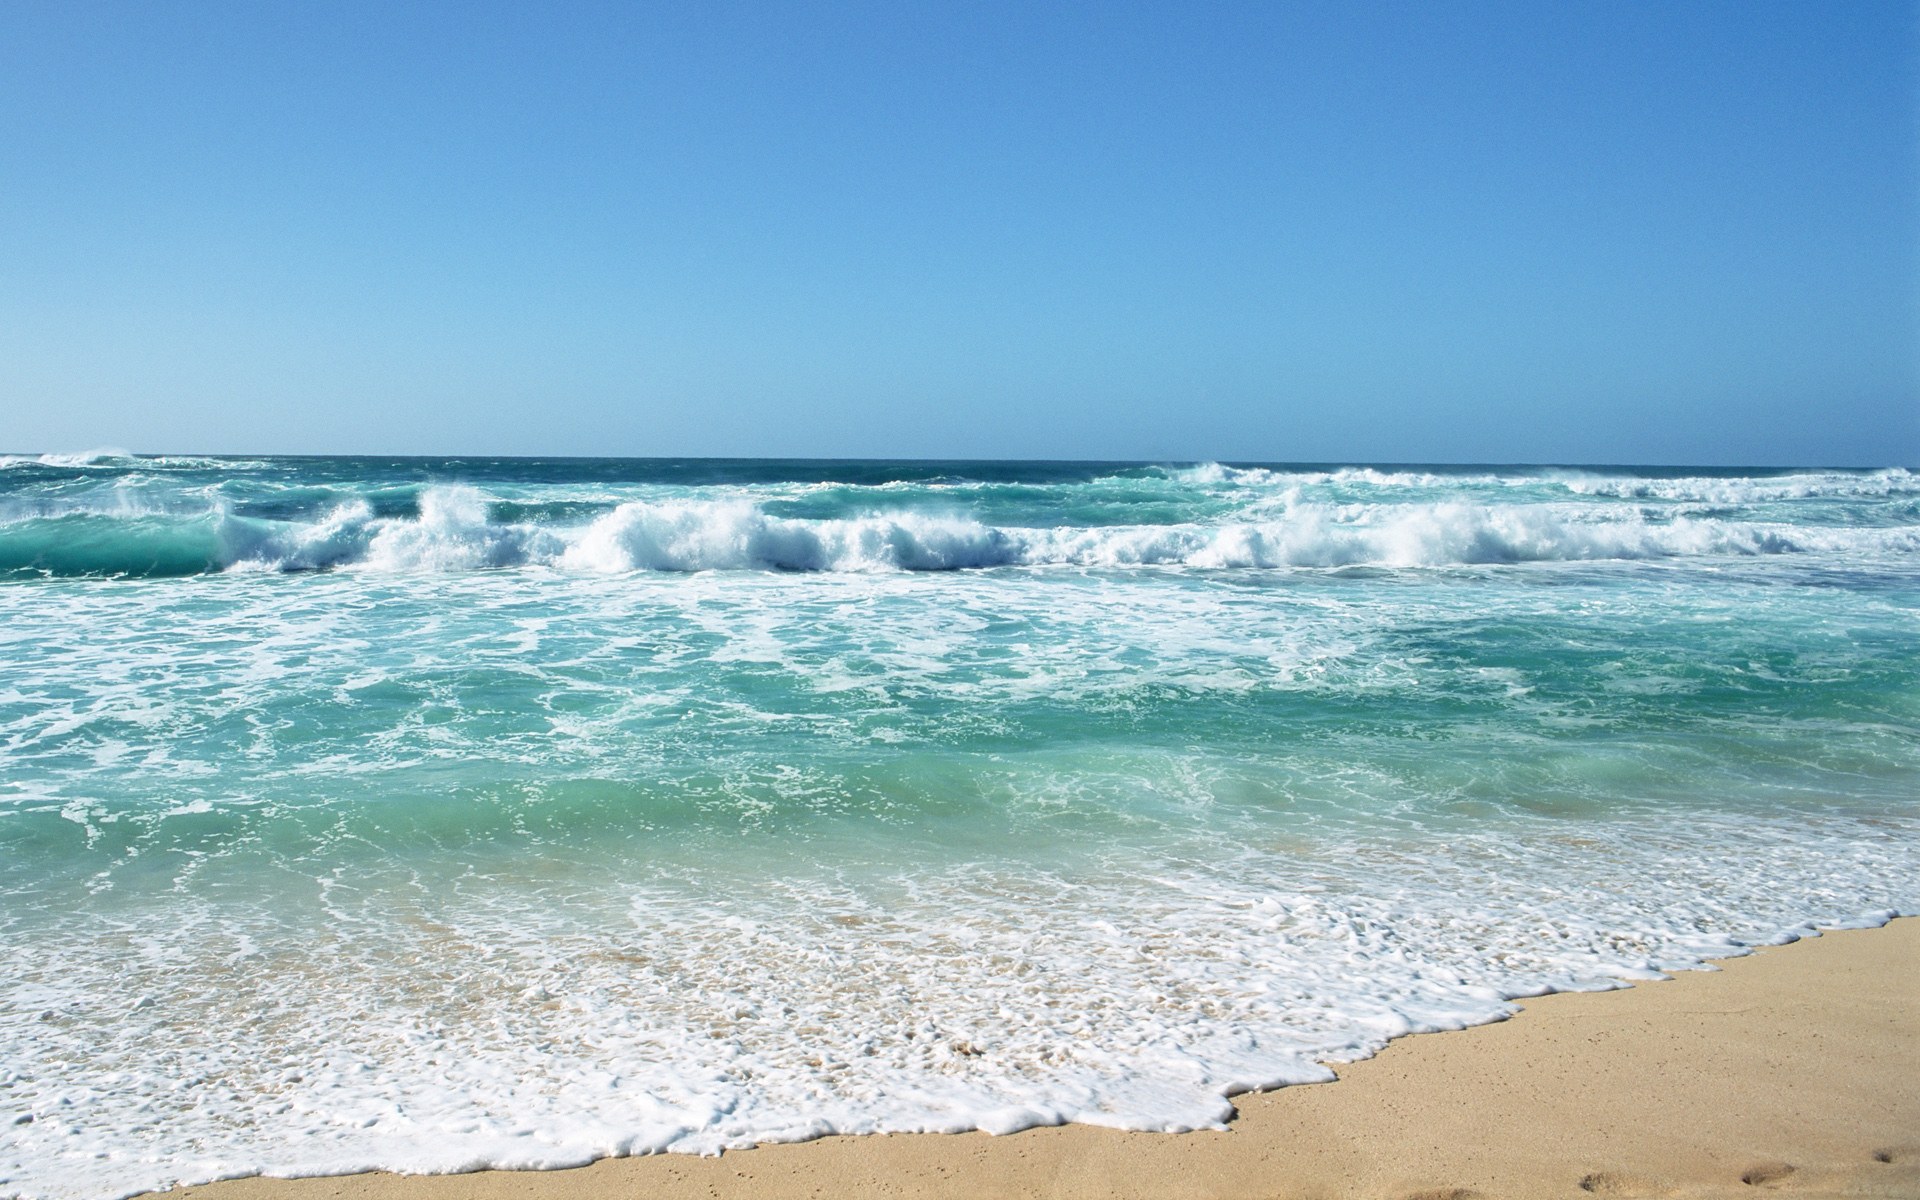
[133,909,1911,1200]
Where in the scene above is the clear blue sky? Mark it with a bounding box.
[1,0,1914,464]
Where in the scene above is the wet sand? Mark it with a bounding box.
[171,917,1918,1200]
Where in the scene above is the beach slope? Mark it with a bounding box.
[174,917,1918,1200]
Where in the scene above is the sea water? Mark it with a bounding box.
[0,455,1915,1199]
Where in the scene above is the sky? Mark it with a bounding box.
[0,0,1915,465]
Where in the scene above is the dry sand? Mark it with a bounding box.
[172,917,1918,1200]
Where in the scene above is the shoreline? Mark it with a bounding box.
[167,916,1919,1200]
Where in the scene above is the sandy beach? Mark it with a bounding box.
[165,916,1917,1200]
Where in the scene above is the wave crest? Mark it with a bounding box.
[2,486,1912,577]
[562,501,1019,572]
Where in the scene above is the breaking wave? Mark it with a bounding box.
[3,485,1914,577]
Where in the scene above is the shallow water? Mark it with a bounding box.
[1,456,1915,1199]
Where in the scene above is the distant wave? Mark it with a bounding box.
[3,485,1915,578]
[0,450,277,472]
[1163,462,1920,500]
[1555,467,1920,502]
[1161,463,1522,489]
[0,447,136,469]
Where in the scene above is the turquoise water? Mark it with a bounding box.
[1,455,1916,1198]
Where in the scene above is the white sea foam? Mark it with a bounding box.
[0,816,1910,1200]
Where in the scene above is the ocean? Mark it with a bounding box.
[1,454,1915,1199]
